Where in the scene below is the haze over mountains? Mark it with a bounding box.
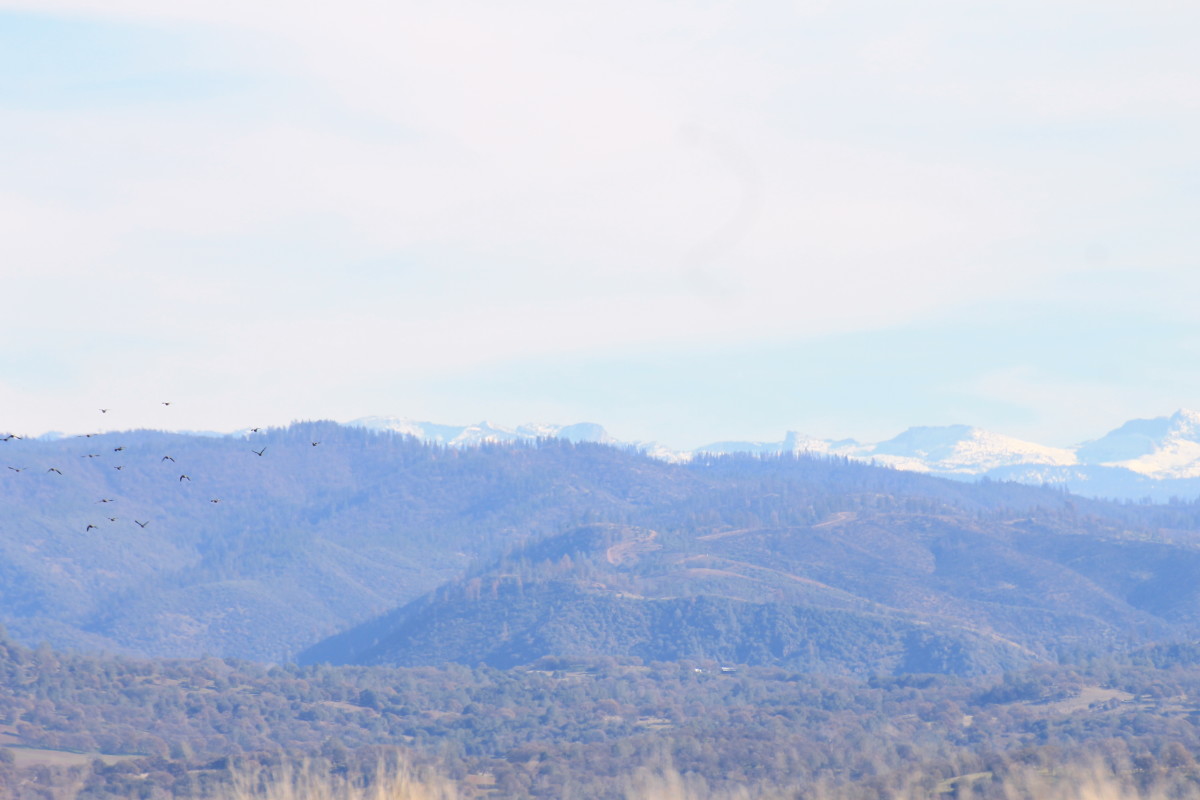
[351,409,1200,500]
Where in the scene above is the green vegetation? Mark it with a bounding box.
[4,631,1200,798]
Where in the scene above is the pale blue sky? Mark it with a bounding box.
[2,2,1199,448]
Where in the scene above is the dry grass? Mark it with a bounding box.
[225,759,458,800]
[620,761,1200,800]
[217,759,1200,800]
[1,744,139,768]
[623,767,772,800]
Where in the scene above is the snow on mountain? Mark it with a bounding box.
[695,437,794,457]
[868,425,1077,475]
[448,421,530,446]
[1076,409,1200,479]
[696,425,1074,476]
[634,441,693,464]
[695,432,866,458]
[346,417,618,448]
[785,432,869,457]
[522,422,614,444]
[346,417,481,445]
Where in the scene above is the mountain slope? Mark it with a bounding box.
[300,497,1200,676]
[0,423,697,659]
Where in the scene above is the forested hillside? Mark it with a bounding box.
[3,422,1200,670]
[301,509,1200,675]
[0,423,694,659]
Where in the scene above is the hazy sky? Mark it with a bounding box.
[2,1,1199,448]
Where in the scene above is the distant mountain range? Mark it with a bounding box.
[348,410,1200,501]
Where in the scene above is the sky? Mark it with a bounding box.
[2,1,1199,449]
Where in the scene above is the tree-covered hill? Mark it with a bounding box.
[3,422,1200,667]
[0,423,696,659]
[299,504,1200,676]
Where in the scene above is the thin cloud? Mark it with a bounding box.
[2,1,1199,440]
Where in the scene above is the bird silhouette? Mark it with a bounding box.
[83,454,100,458]
[179,474,190,482]
[107,516,118,522]
[47,468,62,475]
[250,427,261,433]
[113,446,125,452]
[252,448,266,456]
[134,520,149,528]
[97,498,113,503]
[162,402,171,406]
[113,466,124,471]
[86,524,97,532]
[210,498,220,503]
[7,466,24,472]
[99,409,108,414]
[311,441,320,446]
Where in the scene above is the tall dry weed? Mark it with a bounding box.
[993,760,1184,800]
[623,765,791,800]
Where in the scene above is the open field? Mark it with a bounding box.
[2,744,141,768]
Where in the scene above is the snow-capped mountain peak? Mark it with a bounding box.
[1077,408,1200,478]
[868,425,1077,475]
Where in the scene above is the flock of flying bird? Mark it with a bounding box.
[1,405,321,533]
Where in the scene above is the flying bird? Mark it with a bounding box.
[311,441,320,446]
[7,466,24,472]
[252,448,266,456]
[86,524,97,532]
[134,520,149,528]
[113,446,125,452]
[113,466,124,471]
[162,402,171,406]
[97,498,113,503]
[83,454,100,458]
[210,498,220,503]
[179,474,190,482]
[161,455,175,462]
[99,409,108,413]
[47,468,62,475]
[107,516,118,522]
